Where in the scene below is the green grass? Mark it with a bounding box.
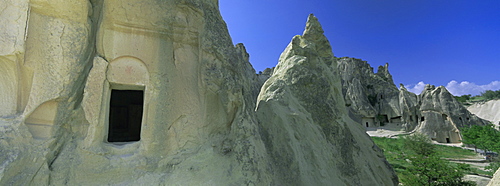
[470,96,486,102]
[371,137,487,178]
[434,144,478,159]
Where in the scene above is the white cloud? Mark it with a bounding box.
[446,80,500,96]
[405,80,500,96]
[405,81,426,95]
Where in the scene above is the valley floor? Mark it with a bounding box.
[367,128,493,185]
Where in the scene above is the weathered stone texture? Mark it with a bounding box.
[337,59,489,143]
[468,99,500,127]
[255,15,397,185]
[0,1,398,185]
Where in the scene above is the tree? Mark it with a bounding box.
[461,124,500,153]
[403,155,474,186]
[402,133,436,156]
[454,94,471,103]
[400,133,475,186]
[461,124,500,175]
[480,90,500,100]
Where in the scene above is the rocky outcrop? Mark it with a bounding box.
[337,58,402,128]
[415,85,488,142]
[255,14,398,185]
[488,168,500,186]
[0,1,397,185]
[468,99,500,127]
[337,58,489,143]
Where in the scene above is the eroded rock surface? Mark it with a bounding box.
[255,15,398,185]
[0,1,397,185]
[488,168,500,186]
[468,99,500,127]
[337,58,489,143]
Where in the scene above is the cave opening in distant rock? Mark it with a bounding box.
[108,89,144,142]
[442,114,448,121]
[421,116,425,122]
[446,138,450,143]
[366,122,369,127]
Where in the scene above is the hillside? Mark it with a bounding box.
[468,99,500,127]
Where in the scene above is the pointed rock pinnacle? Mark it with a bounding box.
[303,14,325,40]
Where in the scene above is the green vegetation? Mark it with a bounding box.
[461,124,500,153]
[454,89,500,105]
[455,94,472,104]
[372,135,480,185]
[461,124,500,174]
[481,90,500,100]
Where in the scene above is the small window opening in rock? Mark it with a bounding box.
[446,138,450,143]
[466,117,470,121]
[459,117,462,121]
[366,122,369,127]
[421,116,425,122]
[108,90,144,142]
[410,115,413,122]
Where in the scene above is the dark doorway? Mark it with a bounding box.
[446,138,450,143]
[366,122,369,127]
[421,116,425,122]
[108,90,144,142]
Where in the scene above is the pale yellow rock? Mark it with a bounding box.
[256,14,398,185]
[0,0,29,117]
[416,85,488,143]
[468,99,500,127]
[0,1,398,185]
[488,168,500,186]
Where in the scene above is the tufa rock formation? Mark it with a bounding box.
[468,99,500,127]
[0,1,397,185]
[255,15,397,185]
[488,169,500,186]
[415,84,488,142]
[336,58,489,143]
[337,58,400,127]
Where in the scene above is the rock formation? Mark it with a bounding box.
[337,58,400,128]
[0,1,397,185]
[468,99,500,127]
[255,15,397,185]
[415,84,488,142]
[488,168,500,186]
[336,58,489,143]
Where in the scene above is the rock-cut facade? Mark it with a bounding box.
[0,0,397,185]
[337,57,489,143]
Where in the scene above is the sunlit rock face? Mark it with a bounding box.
[489,168,500,186]
[255,14,398,185]
[415,85,488,143]
[468,99,500,127]
[0,1,398,185]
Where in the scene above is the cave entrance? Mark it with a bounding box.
[108,89,144,142]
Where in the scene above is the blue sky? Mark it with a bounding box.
[219,0,500,96]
